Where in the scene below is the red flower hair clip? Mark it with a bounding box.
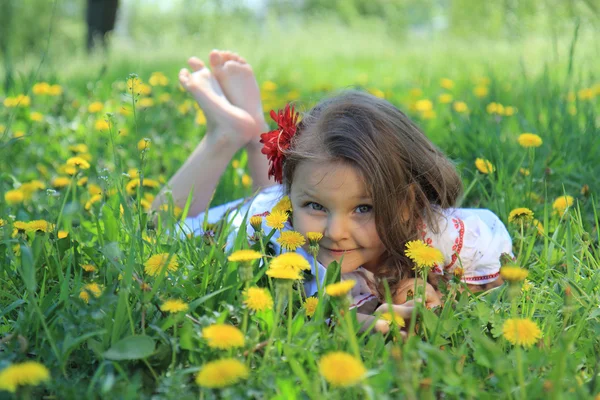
[260,104,300,183]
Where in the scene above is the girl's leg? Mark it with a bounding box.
[151,58,261,217]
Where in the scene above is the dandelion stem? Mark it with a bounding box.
[287,284,293,342]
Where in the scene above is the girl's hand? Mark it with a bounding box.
[373,301,415,336]
[393,278,442,309]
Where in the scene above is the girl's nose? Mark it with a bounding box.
[324,214,349,242]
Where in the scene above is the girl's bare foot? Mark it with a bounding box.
[179,59,259,148]
[198,51,267,141]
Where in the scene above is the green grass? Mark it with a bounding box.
[0,20,599,398]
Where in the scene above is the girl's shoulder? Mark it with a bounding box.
[421,207,513,285]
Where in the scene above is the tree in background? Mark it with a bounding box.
[86,0,120,52]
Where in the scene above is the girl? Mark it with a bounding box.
[153,50,512,331]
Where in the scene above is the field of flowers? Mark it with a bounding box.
[1,34,599,398]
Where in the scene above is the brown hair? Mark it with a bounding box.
[282,90,463,297]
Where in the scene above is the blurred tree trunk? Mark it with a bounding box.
[86,0,119,52]
[0,0,14,91]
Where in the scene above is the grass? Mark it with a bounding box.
[0,19,599,399]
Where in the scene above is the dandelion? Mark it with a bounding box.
[379,312,406,328]
[95,119,110,131]
[307,232,323,246]
[51,176,71,188]
[88,102,104,113]
[473,85,489,97]
[249,215,263,232]
[138,98,154,108]
[272,196,293,214]
[519,168,530,176]
[48,84,62,96]
[325,280,356,297]
[502,318,542,348]
[440,78,454,90]
[453,266,464,279]
[438,93,453,103]
[522,279,534,292]
[0,218,5,227]
[85,194,103,211]
[518,133,543,148]
[500,266,528,283]
[149,72,169,86]
[4,190,24,205]
[202,324,245,349]
[196,110,207,125]
[532,219,544,235]
[475,158,495,174]
[241,174,252,188]
[277,231,306,251]
[404,240,444,270]
[0,361,50,393]
[33,82,50,95]
[57,231,68,239]
[304,297,319,317]
[553,195,574,216]
[79,283,102,303]
[243,287,274,312]
[508,207,534,223]
[195,358,249,389]
[144,253,179,277]
[160,299,189,313]
[415,99,433,112]
[137,139,151,151]
[453,101,469,113]
[266,266,303,280]
[269,252,311,272]
[318,351,367,387]
[66,156,91,170]
[29,111,44,122]
[81,264,97,272]
[265,210,288,230]
[26,220,54,233]
[227,249,262,263]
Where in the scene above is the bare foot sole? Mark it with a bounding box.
[179,58,258,147]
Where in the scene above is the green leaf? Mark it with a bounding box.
[103,335,155,360]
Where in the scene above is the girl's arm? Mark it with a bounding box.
[246,130,276,190]
[151,133,240,217]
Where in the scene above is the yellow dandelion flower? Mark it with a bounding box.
[553,195,574,216]
[307,232,323,246]
[88,183,102,196]
[453,101,469,113]
[243,287,274,312]
[195,358,249,388]
[440,78,454,90]
[85,194,103,211]
[380,312,406,328]
[26,220,54,233]
[518,133,543,148]
[79,283,102,303]
[228,249,262,263]
[138,97,154,108]
[262,81,277,91]
[32,82,50,95]
[519,168,530,176]
[304,297,319,317]
[88,102,104,113]
[57,231,68,239]
[473,85,489,98]
[137,139,151,151]
[415,99,433,112]
[277,231,306,251]
[81,264,96,272]
[249,215,263,231]
[48,84,62,96]
[266,267,302,280]
[273,196,293,214]
[318,352,366,387]
[0,361,50,393]
[532,219,544,235]
[404,240,444,270]
[144,253,179,277]
[160,299,189,313]
[265,210,288,230]
[500,266,528,283]
[522,279,534,292]
[269,252,311,272]
[475,158,495,174]
[29,111,44,122]
[202,324,245,349]
[95,119,110,131]
[325,280,356,297]
[508,208,534,223]
[149,72,169,86]
[13,221,28,231]
[51,176,71,189]
[77,177,88,187]
[0,218,5,227]
[438,93,453,104]
[4,190,24,205]
[66,156,91,170]
[502,318,542,348]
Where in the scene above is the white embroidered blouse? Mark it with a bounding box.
[183,185,513,307]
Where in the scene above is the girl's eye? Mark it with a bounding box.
[356,205,373,214]
[306,202,325,211]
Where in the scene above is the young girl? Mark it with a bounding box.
[153,50,512,331]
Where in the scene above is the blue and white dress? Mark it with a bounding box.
[183,185,513,308]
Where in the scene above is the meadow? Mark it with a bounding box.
[1,18,599,399]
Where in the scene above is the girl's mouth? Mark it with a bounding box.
[324,247,356,255]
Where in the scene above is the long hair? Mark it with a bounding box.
[282,90,463,296]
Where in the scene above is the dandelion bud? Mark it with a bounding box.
[453,267,464,280]
[249,215,263,232]
[307,232,323,254]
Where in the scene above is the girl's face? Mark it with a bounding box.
[290,160,387,274]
